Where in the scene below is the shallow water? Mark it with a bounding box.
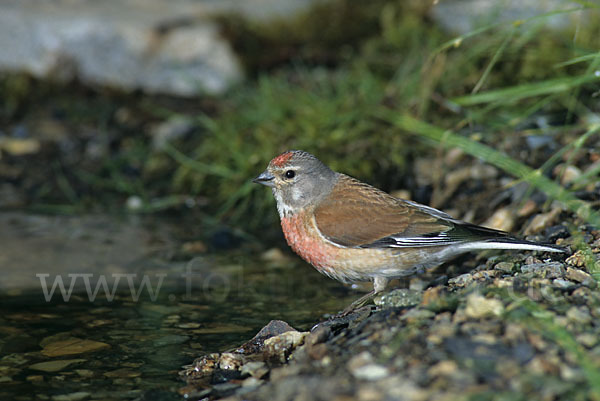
[0,213,357,400]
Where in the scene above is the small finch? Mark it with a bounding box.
[253,150,565,309]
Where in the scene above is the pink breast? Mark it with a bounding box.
[280,214,337,270]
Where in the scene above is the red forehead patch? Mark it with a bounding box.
[271,151,294,167]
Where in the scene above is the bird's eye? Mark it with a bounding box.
[285,170,295,179]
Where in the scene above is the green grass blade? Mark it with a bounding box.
[384,113,600,229]
[451,74,599,106]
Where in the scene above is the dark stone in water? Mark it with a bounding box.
[236,320,297,354]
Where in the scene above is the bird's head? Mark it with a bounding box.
[253,150,337,216]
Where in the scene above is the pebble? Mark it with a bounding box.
[177,322,202,329]
[26,375,44,382]
[524,208,562,235]
[464,293,504,319]
[186,353,219,377]
[375,289,422,308]
[51,392,91,401]
[153,334,189,347]
[346,351,389,380]
[494,262,515,273]
[219,353,246,371]
[181,241,207,255]
[566,251,587,267]
[448,273,473,287]
[351,364,390,381]
[125,196,143,211]
[263,331,308,363]
[565,267,595,286]
[240,361,269,379]
[307,343,329,360]
[554,164,582,185]
[29,359,86,372]
[74,369,94,378]
[260,248,291,264]
[104,368,141,378]
[517,199,538,217]
[576,333,597,348]
[483,207,515,232]
[307,325,331,345]
[241,376,264,389]
[444,147,466,166]
[428,360,458,377]
[566,306,592,324]
[357,386,384,401]
[0,137,41,155]
[401,308,435,323]
[41,336,110,357]
[520,262,565,279]
[552,279,576,289]
[560,365,584,382]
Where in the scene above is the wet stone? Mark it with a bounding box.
[464,293,504,319]
[520,262,565,279]
[375,288,422,308]
[494,262,515,273]
[351,364,390,381]
[448,273,473,287]
[524,208,562,235]
[41,337,110,357]
[576,333,597,348]
[103,368,141,378]
[347,351,389,381]
[219,353,246,371]
[26,374,44,382]
[553,278,576,289]
[177,322,201,329]
[74,369,94,378]
[263,331,308,363]
[241,376,264,389]
[211,382,241,398]
[401,308,435,323]
[556,164,582,185]
[152,334,189,347]
[566,306,592,325]
[421,286,458,312]
[183,353,220,378]
[428,360,458,377]
[240,361,269,379]
[29,359,87,372]
[306,325,331,345]
[565,268,596,287]
[483,207,515,233]
[237,320,298,354]
[566,251,587,267]
[51,392,91,401]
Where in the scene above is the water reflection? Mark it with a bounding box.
[0,212,357,399]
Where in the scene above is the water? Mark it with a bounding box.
[0,212,357,400]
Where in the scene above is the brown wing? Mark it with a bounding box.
[313,175,455,247]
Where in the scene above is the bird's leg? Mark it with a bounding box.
[341,277,389,315]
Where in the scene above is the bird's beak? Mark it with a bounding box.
[252,170,275,187]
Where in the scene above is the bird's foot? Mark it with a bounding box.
[341,290,377,316]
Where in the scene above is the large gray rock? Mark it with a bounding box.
[430,0,589,34]
[0,0,322,96]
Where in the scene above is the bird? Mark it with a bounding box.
[253,150,565,310]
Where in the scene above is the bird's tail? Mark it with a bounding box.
[472,236,566,253]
